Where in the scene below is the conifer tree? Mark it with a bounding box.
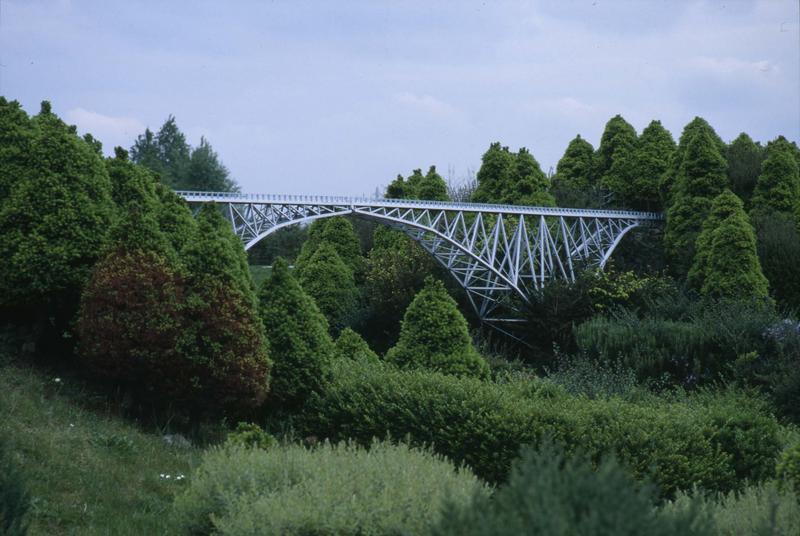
[385,174,409,199]
[295,242,359,333]
[473,143,515,203]
[130,128,164,179]
[106,147,160,210]
[628,120,675,211]
[405,168,426,196]
[749,137,800,222]
[660,117,726,206]
[257,257,335,409]
[185,136,239,192]
[295,216,363,277]
[0,97,34,202]
[726,133,764,203]
[690,190,768,300]
[595,115,638,201]
[0,101,114,319]
[155,115,191,188]
[552,135,597,207]
[386,277,489,378]
[664,128,728,274]
[473,143,554,206]
[155,183,197,254]
[335,327,379,361]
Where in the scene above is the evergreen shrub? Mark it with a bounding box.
[433,442,710,536]
[299,358,780,496]
[173,441,486,535]
[334,328,379,361]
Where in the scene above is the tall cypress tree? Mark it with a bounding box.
[750,137,800,222]
[154,183,197,255]
[106,147,160,211]
[472,143,515,203]
[258,257,335,410]
[511,148,555,206]
[660,117,726,206]
[416,165,449,201]
[295,216,363,278]
[552,135,597,207]
[688,189,742,289]
[386,277,489,379]
[726,133,764,204]
[185,136,239,192]
[595,115,638,202]
[692,190,768,300]
[664,128,728,275]
[627,120,675,211]
[130,128,164,179]
[295,242,359,333]
[0,101,114,321]
[155,115,191,188]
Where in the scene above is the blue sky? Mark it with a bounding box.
[1,0,798,195]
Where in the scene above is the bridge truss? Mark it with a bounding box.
[178,191,662,340]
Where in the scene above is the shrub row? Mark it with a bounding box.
[298,359,781,496]
[173,440,486,535]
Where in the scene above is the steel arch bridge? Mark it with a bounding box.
[177,191,663,339]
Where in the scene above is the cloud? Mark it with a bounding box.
[65,108,145,154]
[393,92,459,118]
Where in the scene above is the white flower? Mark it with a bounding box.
[53,377,61,383]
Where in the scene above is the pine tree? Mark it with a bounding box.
[106,147,160,210]
[596,115,638,202]
[130,128,164,179]
[295,242,359,333]
[0,97,34,202]
[154,183,197,254]
[690,190,768,300]
[0,101,114,319]
[511,148,556,206]
[664,128,728,274]
[386,277,489,378]
[473,143,554,206]
[416,165,449,201]
[727,133,764,203]
[335,327,379,361]
[405,168,426,196]
[472,143,514,203]
[155,115,191,188]
[660,117,726,206]
[385,174,409,199]
[257,257,335,409]
[185,136,239,192]
[295,216,363,277]
[750,137,800,222]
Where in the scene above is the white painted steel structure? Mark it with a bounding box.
[177,191,663,338]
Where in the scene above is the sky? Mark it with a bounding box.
[1,0,798,196]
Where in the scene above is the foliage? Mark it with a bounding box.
[416,165,450,201]
[185,136,239,192]
[664,127,729,275]
[224,423,277,451]
[154,183,197,254]
[727,132,764,203]
[596,114,639,204]
[669,483,800,536]
[76,249,188,408]
[660,116,727,206]
[750,136,800,225]
[0,101,114,319]
[0,365,199,534]
[294,216,363,277]
[627,120,676,211]
[334,328,378,361]
[777,441,800,496]
[552,134,595,193]
[173,440,486,535]
[756,213,800,309]
[0,97,34,202]
[386,277,489,378]
[0,438,30,536]
[105,147,159,210]
[434,442,710,536]
[300,358,781,495]
[472,142,555,206]
[545,353,641,400]
[257,257,335,411]
[294,242,360,333]
[689,190,769,300]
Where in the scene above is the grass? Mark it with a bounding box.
[0,363,200,535]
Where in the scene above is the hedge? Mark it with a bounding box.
[299,359,781,497]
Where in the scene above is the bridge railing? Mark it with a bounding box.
[175,190,664,221]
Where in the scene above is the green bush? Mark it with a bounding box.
[295,241,359,333]
[173,441,486,535]
[777,441,800,496]
[224,423,276,451]
[668,483,800,536]
[386,277,489,379]
[334,328,379,361]
[0,439,30,536]
[433,442,710,536]
[299,359,780,496]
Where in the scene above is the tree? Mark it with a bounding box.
[473,143,554,205]
[130,128,164,179]
[664,128,728,275]
[106,147,159,210]
[257,257,335,410]
[0,101,114,322]
[295,242,359,333]
[155,115,191,188]
[660,117,726,206]
[154,183,197,255]
[416,165,449,201]
[385,174,409,199]
[386,277,489,378]
[185,136,239,192]
[595,115,638,202]
[472,142,514,203]
[727,133,764,204]
[510,148,556,206]
[755,214,800,309]
[551,135,598,207]
[295,216,363,278]
[749,137,800,222]
[335,327,379,361]
[178,205,270,414]
[690,190,768,300]
[0,97,34,202]
[628,120,675,211]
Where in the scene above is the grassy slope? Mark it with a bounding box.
[0,364,200,535]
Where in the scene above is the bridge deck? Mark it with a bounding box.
[176,190,663,221]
